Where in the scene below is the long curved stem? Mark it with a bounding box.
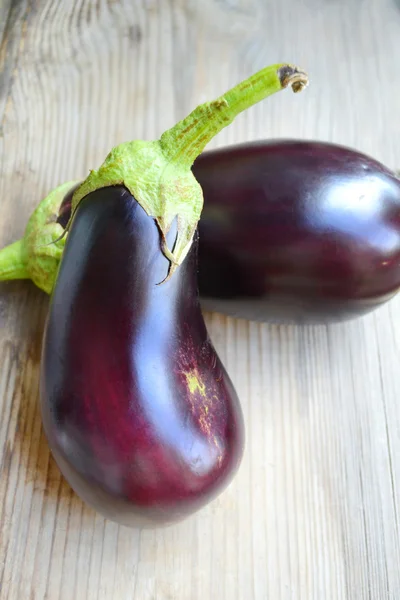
[159,64,308,170]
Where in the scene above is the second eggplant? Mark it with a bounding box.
[194,140,400,323]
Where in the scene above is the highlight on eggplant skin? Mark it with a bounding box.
[192,140,400,323]
[41,186,244,528]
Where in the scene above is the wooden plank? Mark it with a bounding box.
[0,0,400,598]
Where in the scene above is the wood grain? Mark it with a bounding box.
[0,0,400,598]
[0,1,12,47]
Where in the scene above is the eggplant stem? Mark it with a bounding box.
[0,239,29,281]
[159,63,308,170]
[68,64,309,279]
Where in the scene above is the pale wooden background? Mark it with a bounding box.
[0,1,400,599]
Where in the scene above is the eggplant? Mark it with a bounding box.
[41,186,244,527]
[193,141,400,323]
[0,63,308,526]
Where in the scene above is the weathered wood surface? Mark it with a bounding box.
[0,1,400,598]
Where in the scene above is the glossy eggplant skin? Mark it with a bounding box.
[193,141,400,323]
[41,186,244,528]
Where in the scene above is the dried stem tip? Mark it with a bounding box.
[278,65,309,93]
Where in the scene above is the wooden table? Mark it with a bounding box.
[1,1,399,598]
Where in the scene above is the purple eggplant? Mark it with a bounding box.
[193,141,400,322]
[0,63,307,526]
[41,186,244,527]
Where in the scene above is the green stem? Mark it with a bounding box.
[0,239,29,281]
[69,62,308,277]
[159,63,308,170]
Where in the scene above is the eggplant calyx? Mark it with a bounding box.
[70,62,309,280]
[0,181,80,294]
[69,140,203,280]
